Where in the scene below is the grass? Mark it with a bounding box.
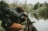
[0,20,6,31]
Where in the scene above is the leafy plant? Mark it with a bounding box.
[38,7,48,20]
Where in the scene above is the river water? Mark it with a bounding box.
[28,13,48,31]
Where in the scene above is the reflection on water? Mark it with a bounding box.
[29,13,48,31]
[34,19,48,31]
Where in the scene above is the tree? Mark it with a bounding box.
[38,7,48,20]
[0,1,8,11]
[44,2,48,7]
[33,2,39,10]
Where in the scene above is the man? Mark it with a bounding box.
[1,7,27,31]
[7,7,27,31]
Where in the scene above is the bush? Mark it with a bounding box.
[38,7,48,19]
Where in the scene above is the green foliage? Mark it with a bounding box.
[44,2,48,7]
[0,1,8,11]
[38,7,48,19]
[33,2,39,10]
[0,1,8,7]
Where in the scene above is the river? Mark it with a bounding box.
[28,13,48,31]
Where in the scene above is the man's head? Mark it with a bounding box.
[16,7,24,13]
